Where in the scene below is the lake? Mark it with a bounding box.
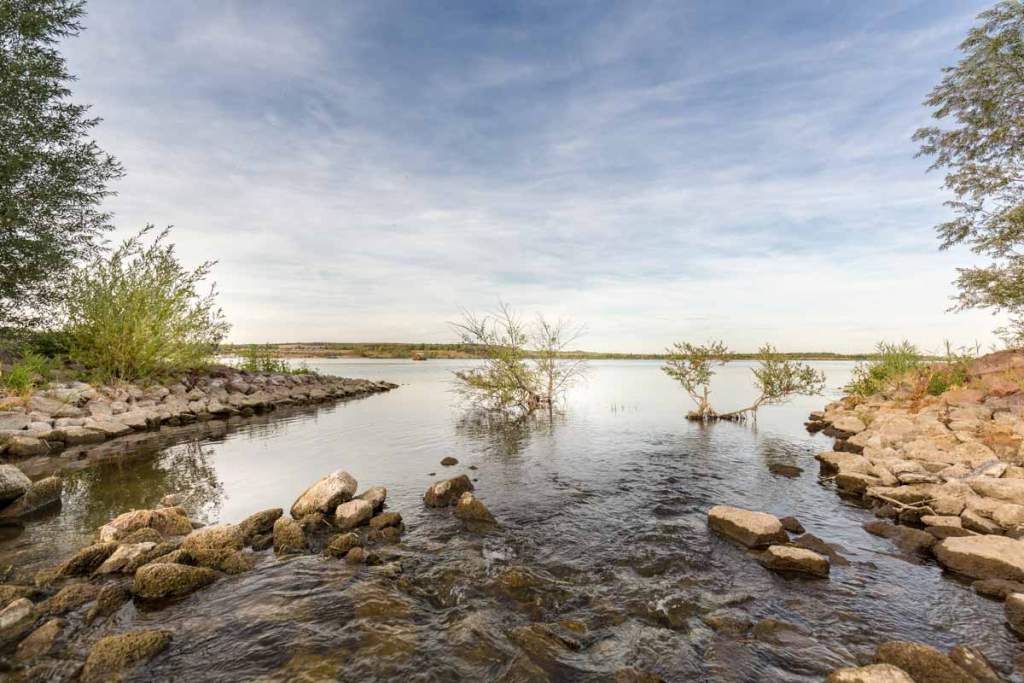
[1,359,1019,681]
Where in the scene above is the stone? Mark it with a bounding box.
[759,545,829,578]
[701,607,753,634]
[969,478,1024,503]
[973,577,1024,599]
[863,521,935,555]
[875,641,976,683]
[0,465,31,503]
[85,583,131,625]
[0,412,30,431]
[133,563,218,599]
[326,532,362,558]
[357,486,387,511]
[424,475,474,507]
[14,617,62,661]
[290,469,357,518]
[237,508,282,544]
[779,516,805,533]
[345,547,365,564]
[935,535,1024,581]
[82,630,171,683]
[184,548,256,574]
[0,598,35,646]
[455,491,496,524]
[768,463,803,477]
[792,533,850,566]
[368,526,402,544]
[95,542,159,574]
[38,582,98,615]
[961,509,1003,535]
[826,664,915,683]
[441,456,459,466]
[817,451,871,474]
[836,472,881,494]
[6,436,48,457]
[54,426,105,446]
[949,645,1005,683]
[707,505,789,548]
[921,515,961,528]
[159,493,183,508]
[86,421,133,438]
[272,517,306,553]
[55,542,119,577]
[181,524,244,552]
[334,499,373,530]
[0,476,62,518]
[120,527,164,544]
[1006,593,1024,637]
[98,507,192,542]
[832,416,867,434]
[369,511,403,530]
[993,503,1024,529]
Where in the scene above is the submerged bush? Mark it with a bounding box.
[64,226,230,381]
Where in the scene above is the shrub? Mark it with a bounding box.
[64,226,230,382]
[3,351,56,395]
[236,345,290,374]
[847,341,922,397]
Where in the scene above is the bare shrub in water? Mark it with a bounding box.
[64,226,230,381]
[451,303,586,418]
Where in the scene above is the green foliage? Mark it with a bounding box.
[235,345,291,374]
[64,226,230,382]
[3,351,56,394]
[0,0,124,329]
[750,344,826,407]
[661,340,729,418]
[847,341,922,397]
[914,2,1024,330]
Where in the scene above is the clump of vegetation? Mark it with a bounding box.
[662,341,825,421]
[847,341,922,397]
[2,351,57,396]
[234,345,309,375]
[451,303,587,418]
[64,226,230,382]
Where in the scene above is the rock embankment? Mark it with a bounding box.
[0,367,396,459]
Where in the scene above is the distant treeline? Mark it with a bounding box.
[220,342,897,362]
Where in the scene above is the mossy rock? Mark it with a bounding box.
[54,542,118,578]
[183,548,256,575]
[133,563,218,600]
[326,533,362,558]
[38,581,99,616]
[82,630,171,682]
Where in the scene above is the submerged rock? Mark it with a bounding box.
[707,505,788,548]
[934,535,1024,581]
[863,521,935,555]
[38,582,99,616]
[14,617,62,662]
[82,630,171,683]
[759,545,829,578]
[0,476,62,518]
[455,492,496,524]
[290,470,357,519]
[326,532,362,558]
[369,511,403,530]
[875,641,977,683]
[825,664,914,682]
[424,475,474,507]
[54,542,118,578]
[133,563,218,599]
[441,456,459,466]
[0,598,35,646]
[85,583,131,625]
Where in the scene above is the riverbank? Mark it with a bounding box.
[807,350,1024,678]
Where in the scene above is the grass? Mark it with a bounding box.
[847,340,976,399]
[234,345,311,375]
[2,351,56,396]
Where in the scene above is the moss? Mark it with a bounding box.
[325,533,362,558]
[55,542,118,578]
[39,581,99,616]
[82,630,171,682]
[133,563,217,599]
[272,517,306,554]
[85,583,131,625]
[183,548,255,575]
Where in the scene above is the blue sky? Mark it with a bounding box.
[65,0,1001,352]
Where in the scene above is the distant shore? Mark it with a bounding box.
[219,342,901,362]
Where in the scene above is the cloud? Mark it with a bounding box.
[61,0,998,352]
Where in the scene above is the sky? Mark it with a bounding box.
[62,0,1004,353]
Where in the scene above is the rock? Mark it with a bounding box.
[159,494,183,508]
[184,548,255,574]
[98,507,192,542]
[948,645,1005,683]
[368,526,402,544]
[424,475,474,507]
[969,479,1024,503]
[55,542,118,577]
[181,524,244,552]
[921,515,962,528]
[759,545,830,578]
[863,521,935,555]
[934,535,1024,581]
[817,451,871,474]
[455,491,496,524]
[768,463,803,477]
[441,456,459,466]
[38,582,99,615]
[707,505,789,548]
[290,469,357,518]
[779,516,805,533]
[701,607,753,634]
[0,598,35,646]
[6,436,48,457]
[272,517,306,553]
[0,412,30,431]
[86,420,133,438]
[369,511,403,530]
[237,508,282,544]
[833,416,867,434]
[0,465,31,503]
[326,532,362,558]
[85,583,131,625]
[826,664,915,683]
[962,509,1003,535]
[120,527,164,544]
[82,630,171,683]
[1007,593,1024,637]
[334,499,373,530]
[345,547,365,564]
[792,533,850,566]
[0,476,62,518]
[54,425,105,445]
[133,563,217,599]
[15,618,62,662]
[875,641,980,683]
[357,486,387,511]
[973,578,1024,599]
[96,542,159,574]
[837,472,880,494]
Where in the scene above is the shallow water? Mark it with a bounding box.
[2,359,1021,681]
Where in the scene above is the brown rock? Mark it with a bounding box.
[779,516,805,533]
[237,508,282,544]
[826,664,914,683]
[455,491,496,524]
[326,532,362,558]
[133,563,217,599]
[876,641,980,683]
[181,524,244,552]
[272,517,306,553]
[948,645,1005,683]
[14,618,62,661]
[0,476,62,518]
[973,577,1024,599]
[290,469,357,518]
[85,583,131,625]
[759,545,829,578]
[54,542,118,578]
[345,547,365,564]
[707,505,789,548]
[863,521,935,555]
[369,511,403,530]
[82,630,171,683]
[98,507,192,542]
[934,535,1024,581]
[1007,593,1024,637]
[0,598,35,646]
[441,456,459,466]
[424,475,474,507]
[334,499,373,530]
[357,486,387,511]
[39,582,99,616]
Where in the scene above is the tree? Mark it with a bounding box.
[913,1,1024,342]
[661,340,728,420]
[451,303,587,418]
[0,0,123,330]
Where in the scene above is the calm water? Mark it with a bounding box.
[2,359,1020,681]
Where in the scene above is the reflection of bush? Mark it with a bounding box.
[455,411,562,459]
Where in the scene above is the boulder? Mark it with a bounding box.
[948,645,1006,682]
[183,548,255,574]
[334,499,373,530]
[0,598,35,647]
[15,618,62,662]
[290,470,357,518]
[85,583,131,625]
[934,535,1024,581]
[98,507,192,542]
[0,476,62,518]
[0,412,30,431]
[424,475,474,507]
[826,664,914,683]
[875,641,976,683]
[6,436,47,457]
[758,545,829,578]
[369,511,402,530]
[95,542,159,574]
[55,542,119,577]
[961,509,1002,535]
[357,486,387,512]
[707,505,789,548]
[973,578,1024,599]
[237,508,282,545]
[455,492,496,524]
[181,524,244,552]
[326,532,362,558]
[82,630,171,683]
[54,426,105,446]
[832,416,867,434]
[272,517,306,553]
[133,563,217,599]
[38,582,99,616]
[1007,593,1024,637]
[86,421,133,438]
[441,456,459,466]
[779,516,805,534]
[863,521,935,555]
[817,451,870,474]
[969,478,1024,503]
[0,465,31,503]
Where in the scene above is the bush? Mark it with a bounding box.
[3,352,56,395]
[64,226,230,382]
[236,345,290,374]
[847,341,922,397]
